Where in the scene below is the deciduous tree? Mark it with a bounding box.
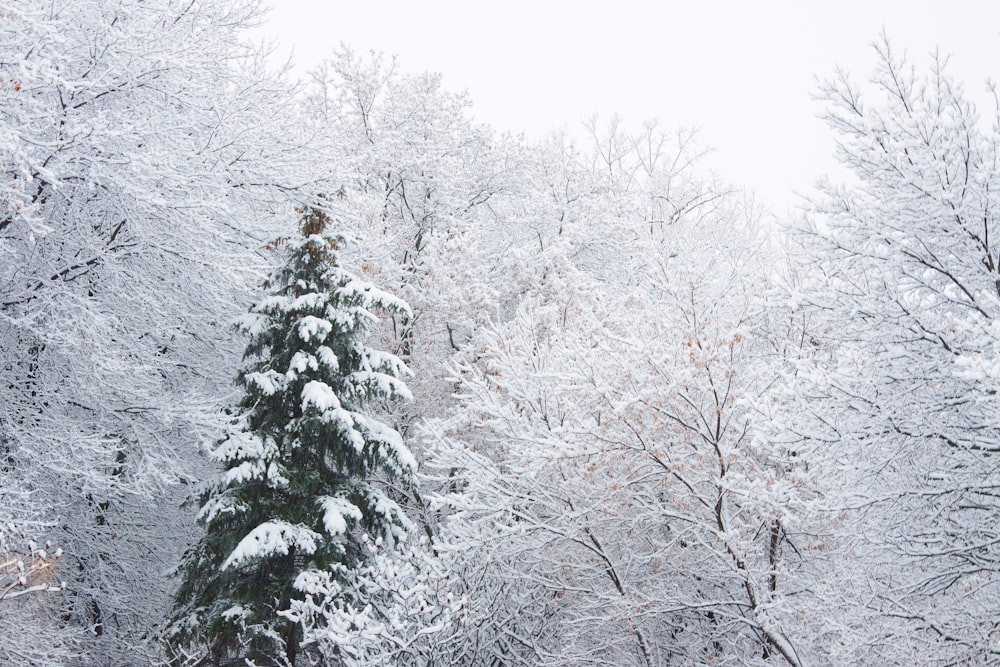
[766,36,1000,663]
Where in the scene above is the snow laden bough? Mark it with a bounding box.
[168,205,418,667]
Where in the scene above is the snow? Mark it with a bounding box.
[289,291,327,311]
[354,414,417,474]
[222,520,321,570]
[223,456,288,488]
[301,381,366,451]
[211,429,275,463]
[245,369,285,396]
[298,315,333,342]
[301,380,341,412]
[349,371,414,402]
[224,460,264,485]
[292,568,344,597]
[287,350,318,379]
[326,304,375,328]
[339,277,412,318]
[362,348,413,377]
[221,605,250,620]
[368,489,414,540]
[234,312,270,336]
[320,496,363,536]
[255,295,291,313]
[196,495,243,524]
[316,345,340,371]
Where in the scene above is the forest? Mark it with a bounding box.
[2,1,999,665]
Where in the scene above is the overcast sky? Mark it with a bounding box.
[257,1,1000,218]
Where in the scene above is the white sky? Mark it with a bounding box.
[257,1,1000,218]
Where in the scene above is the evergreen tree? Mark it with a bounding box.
[169,205,417,666]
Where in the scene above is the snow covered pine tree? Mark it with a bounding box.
[169,205,417,666]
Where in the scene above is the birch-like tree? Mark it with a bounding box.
[766,36,1000,663]
[0,1,305,661]
[423,125,806,665]
[302,48,524,432]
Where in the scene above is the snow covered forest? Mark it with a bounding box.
[3,1,1000,665]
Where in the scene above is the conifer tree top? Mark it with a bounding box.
[170,205,416,666]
